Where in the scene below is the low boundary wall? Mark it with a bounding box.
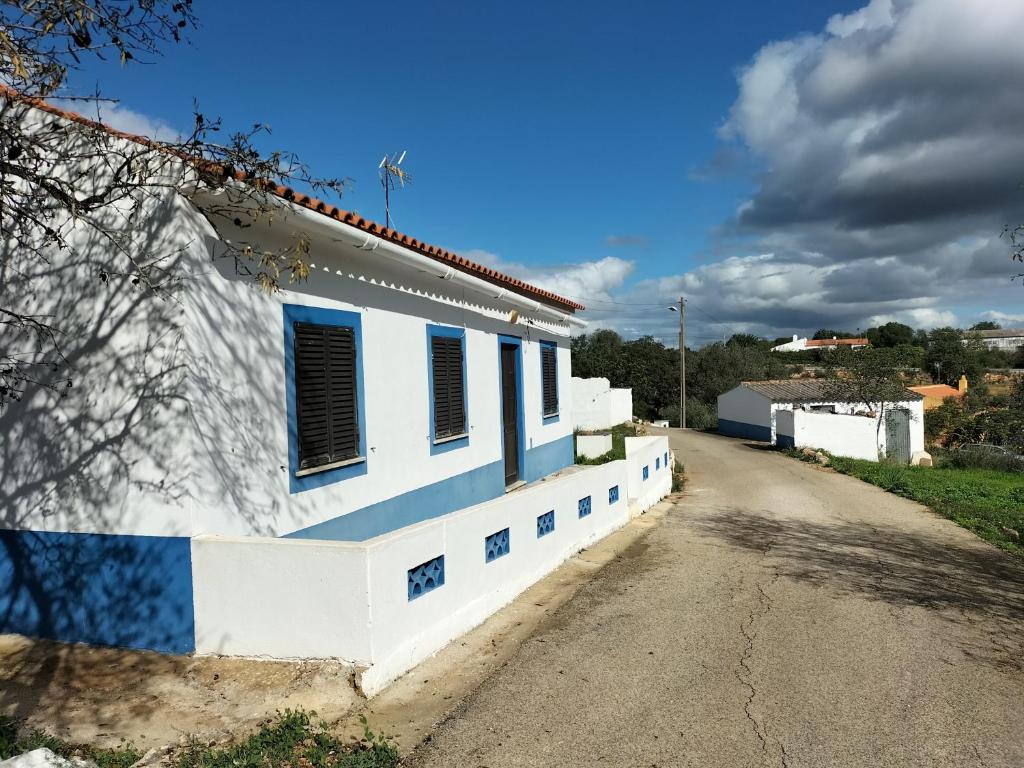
[193,459,634,695]
[625,436,673,513]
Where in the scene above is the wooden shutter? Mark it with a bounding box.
[541,343,558,416]
[294,323,359,470]
[432,335,466,439]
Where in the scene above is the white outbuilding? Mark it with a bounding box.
[717,380,925,462]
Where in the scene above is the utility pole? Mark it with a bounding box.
[679,296,686,429]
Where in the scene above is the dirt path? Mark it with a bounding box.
[408,429,1024,767]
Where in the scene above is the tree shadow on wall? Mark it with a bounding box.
[0,191,197,719]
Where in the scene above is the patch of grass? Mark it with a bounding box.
[783,450,1024,556]
[0,715,141,768]
[0,711,398,768]
[575,422,638,466]
[175,711,397,768]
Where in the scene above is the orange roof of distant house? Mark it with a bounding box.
[0,84,583,313]
[805,338,870,347]
[908,384,963,400]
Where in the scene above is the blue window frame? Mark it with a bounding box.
[656,456,661,471]
[284,304,367,494]
[540,340,559,423]
[643,465,650,481]
[427,324,469,454]
[608,485,619,504]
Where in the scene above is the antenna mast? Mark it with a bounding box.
[379,151,412,228]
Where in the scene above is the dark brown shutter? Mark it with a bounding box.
[432,335,466,439]
[542,344,558,416]
[295,323,359,470]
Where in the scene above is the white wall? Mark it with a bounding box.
[718,386,771,428]
[777,410,879,460]
[624,436,673,513]
[193,458,633,695]
[775,400,925,459]
[2,107,211,538]
[571,377,633,431]
[576,434,613,459]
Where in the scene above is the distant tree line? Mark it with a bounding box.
[571,322,1023,429]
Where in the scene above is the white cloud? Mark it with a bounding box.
[53,99,181,142]
[980,310,1024,326]
[461,249,634,308]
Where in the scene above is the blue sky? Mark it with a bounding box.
[67,0,1024,345]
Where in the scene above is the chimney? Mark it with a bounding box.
[792,334,798,342]
[958,375,968,394]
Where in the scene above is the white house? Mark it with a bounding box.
[0,91,672,693]
[772,335,870,352]
[717,380,924,462]
[966,328,1024,352]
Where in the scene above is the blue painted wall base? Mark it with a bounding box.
[0,529,195,654]
[288,434,575,542]
[717,418,772,442]
[776,434,795,449]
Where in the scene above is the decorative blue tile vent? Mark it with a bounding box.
[656,456,661,470]
[643,465,650,481]
[485,528,510,562]
[608,485,619,504]
[408,555,445,601]
[537,510,555,538]
[578,495,592,518]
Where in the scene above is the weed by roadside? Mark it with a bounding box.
[672,460,686,493]
[0,711,399,768]
[176,711,397,768]
[783,449,1024,556]
[0,716,140,768]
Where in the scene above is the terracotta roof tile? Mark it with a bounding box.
[1,84,583,313]
[805,338,870,347]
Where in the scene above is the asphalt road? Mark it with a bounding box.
[408,429,1024,768]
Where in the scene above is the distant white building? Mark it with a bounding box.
[717,380,924,462]
[772,335,870,352]
[966,328,1024,351]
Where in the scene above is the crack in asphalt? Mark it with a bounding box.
[735,569,784,766]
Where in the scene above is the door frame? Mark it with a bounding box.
[498,335,526,488]
[885,407,912,464]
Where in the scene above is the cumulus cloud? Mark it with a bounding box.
[460,249,634,309]
[54,99,181,142]
[433,3,1024,346]
[639,0,1024,345]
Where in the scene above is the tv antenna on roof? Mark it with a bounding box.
[379,150,412,229]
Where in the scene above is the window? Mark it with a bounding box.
[541,341,558,418]
[293,322,362,473]
[429,329,467,442]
